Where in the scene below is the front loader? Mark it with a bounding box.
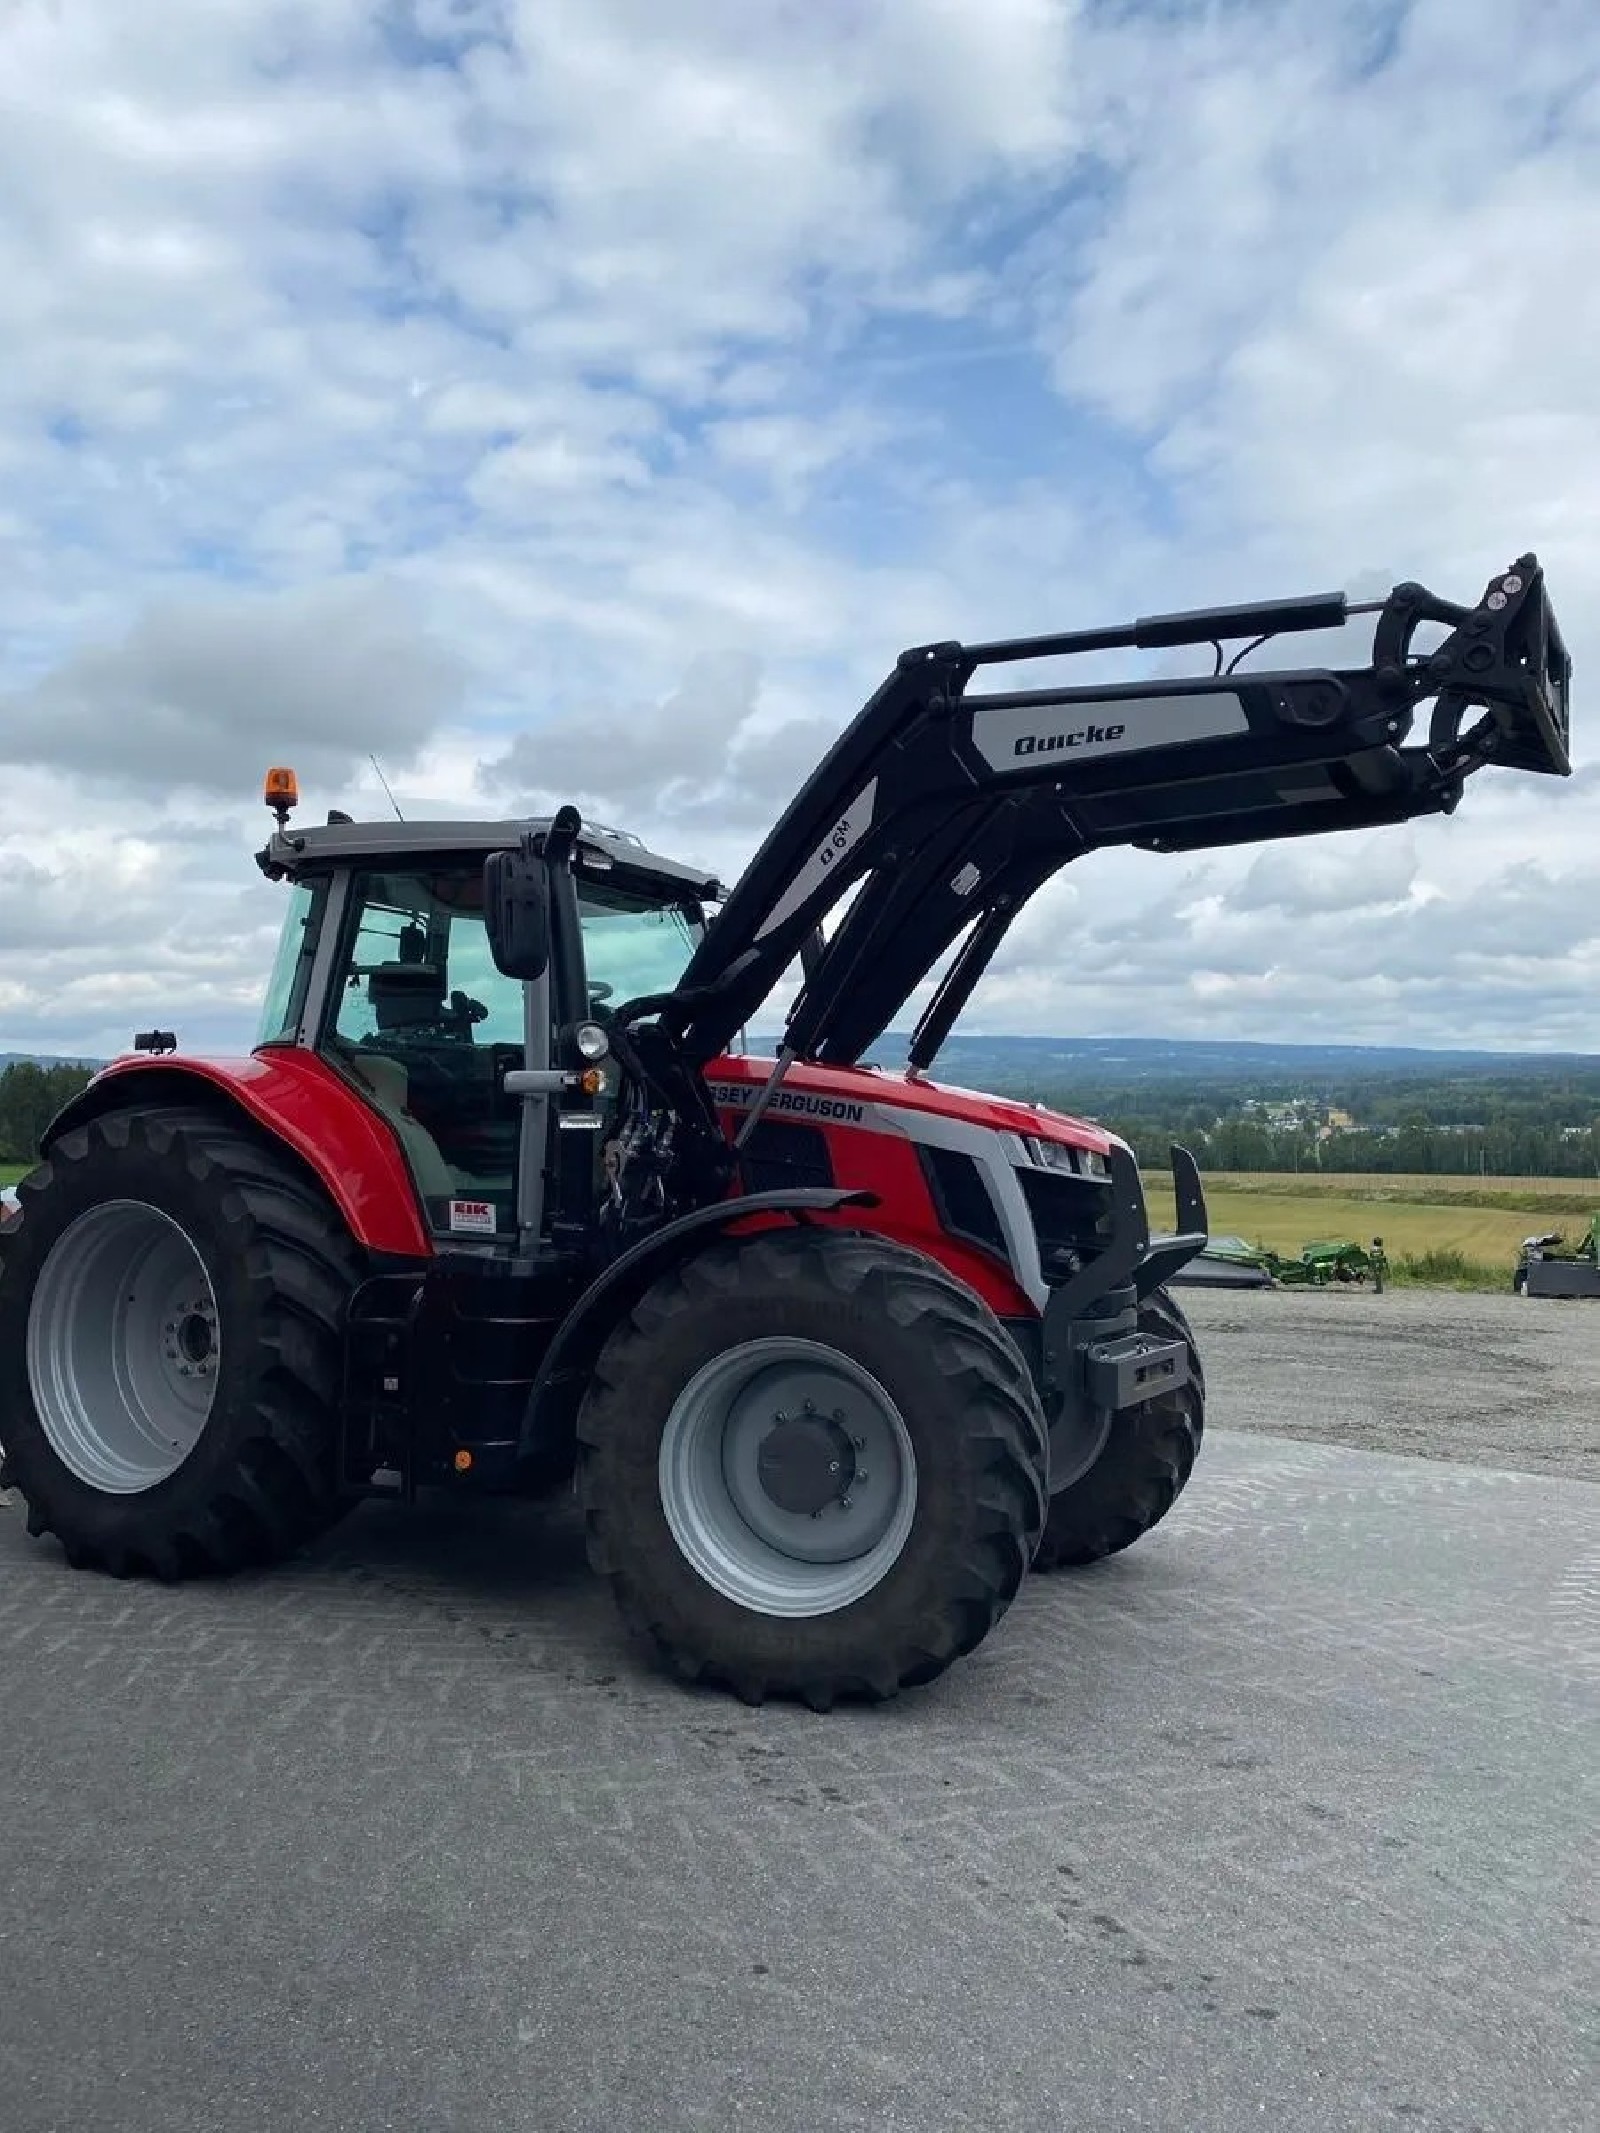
[0,555,1571,1705]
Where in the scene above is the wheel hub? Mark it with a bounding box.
[26,1199,222,1495]
[163,1299,218,1379]
[657,1337,917,1618]
[757,1410,858,1516]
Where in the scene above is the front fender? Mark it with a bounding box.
[42,1050,431,1259]
[520,1186,877,1454]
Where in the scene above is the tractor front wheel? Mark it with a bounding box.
[1032,1288,1204,1572]
[576,1228,1049,1707]
[0,1106,361,1578]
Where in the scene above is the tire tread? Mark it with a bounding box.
[1033,1288,1204,1572]
[577,1226,1048,1707]
[0,1104,362,1578]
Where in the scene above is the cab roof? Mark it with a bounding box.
[258,814,723,903]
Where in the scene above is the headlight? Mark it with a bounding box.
[1022,1137,1110,1179]
[574,1020,611,1062]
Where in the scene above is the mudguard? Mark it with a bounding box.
[40,1051,432,1259]
[520,1186,877,1454]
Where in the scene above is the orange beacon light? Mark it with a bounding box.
[264,767,300,827]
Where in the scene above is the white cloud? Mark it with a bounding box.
[0,0,1596,1062]
[1233,830,1422,918]
[1,577,466,792]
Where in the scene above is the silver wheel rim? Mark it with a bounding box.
[658,1336,918,1618]
[26,1200,221,1495]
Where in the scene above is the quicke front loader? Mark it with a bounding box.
[0,556,1571,1705]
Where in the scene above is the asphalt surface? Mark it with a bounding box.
[1180,1284,1600,1481]
[1,1307,1596,2133]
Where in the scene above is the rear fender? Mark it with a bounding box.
[41,1051,432,1259]
[521,1187,876,1455]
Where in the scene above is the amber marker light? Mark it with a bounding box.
[264,767,300,826]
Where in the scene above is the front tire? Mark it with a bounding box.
[576,1228,1049,1707]
[0,1106,361,1578]
[1033,1288,1204,1572]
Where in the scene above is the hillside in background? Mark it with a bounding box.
[8,1035,1600,1178]
[850,1034,1600,1092]
[817,1034,1600,1179]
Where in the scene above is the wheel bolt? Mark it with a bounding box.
[856,1471,869,1485]
[840,1495,853,1510]
[828,1460,840,1473]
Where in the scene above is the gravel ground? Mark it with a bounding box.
[1179,1283,1600,1482]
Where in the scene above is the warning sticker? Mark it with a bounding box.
[448,1199,497,1235]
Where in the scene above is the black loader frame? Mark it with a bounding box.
[663,553,1568,1072]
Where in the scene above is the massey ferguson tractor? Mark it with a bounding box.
[0,556,1571,1706]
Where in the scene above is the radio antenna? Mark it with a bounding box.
[369,756,405,821]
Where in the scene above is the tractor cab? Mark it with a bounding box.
[253,807,721,1249]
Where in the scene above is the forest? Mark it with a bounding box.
[1043,1072,1600,1180]
[867,1037,1600,1181]
[0,1060,97,1167]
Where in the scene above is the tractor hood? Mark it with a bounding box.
[666,557,1569,1073]
[707,1052,1115,1158]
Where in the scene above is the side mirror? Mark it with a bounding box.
[483,844,551,980]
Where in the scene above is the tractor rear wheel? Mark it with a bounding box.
[0,1106,360,1578]
[1032,1288,1204,1572]
[576,1228,1048,1707]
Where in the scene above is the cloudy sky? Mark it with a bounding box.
[2,0,1598,1062]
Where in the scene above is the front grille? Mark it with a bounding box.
[737,1119,835,1195]
[919,1146,1008,1259]
[1016,1169,1113,1278]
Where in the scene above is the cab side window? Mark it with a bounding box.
[323,870,526,1235]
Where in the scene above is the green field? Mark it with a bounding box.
[1143,1171,1590,1289]
[0,1156,1580,1289]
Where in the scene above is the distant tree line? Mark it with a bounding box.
[4,1053,1597,1181]
[0,1061,97,1166]
[1014,1069,1600,1180]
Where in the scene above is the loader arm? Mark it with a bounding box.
[668,554,1570,1067]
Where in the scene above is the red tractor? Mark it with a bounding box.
[0,558,1570,1705]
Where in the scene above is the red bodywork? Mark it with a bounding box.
[707,1056,1113,1321]
[707,1054,1111,1154]
[56,1048,1111,1316]
[51,1051,433,1258]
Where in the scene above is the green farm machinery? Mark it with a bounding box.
[1175,1234,1386,1291]
[1514,1216,1600,1297]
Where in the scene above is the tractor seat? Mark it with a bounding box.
[338,1048,459,1206]
[368,961,448,1033]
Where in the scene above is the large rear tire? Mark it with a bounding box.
[1033,1288,1204,1572]
[0,1106,361,1578]
[576,1228,1049,1708]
